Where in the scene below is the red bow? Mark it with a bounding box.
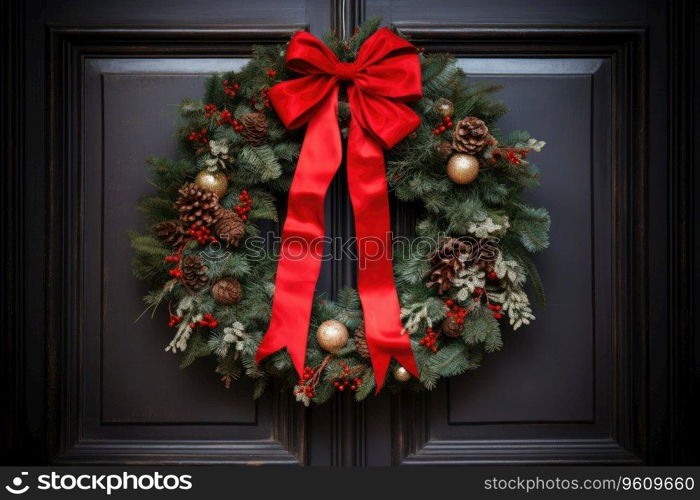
[255,28,421,390]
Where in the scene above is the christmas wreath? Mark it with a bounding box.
[131,19,550,405]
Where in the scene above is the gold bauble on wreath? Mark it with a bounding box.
[393,366,412,382]
[434,97,454,117]
[194,170,229,199]
[446,153,479,184]
[316,320,349,353]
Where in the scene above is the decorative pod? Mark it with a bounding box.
[435,140,453,160]
[452,116,490,154]
[194,170,229,199]
[353,321,371,359]
[316,320,349,353]
[240,112,269,146]
[393,366,412,382]
[181,255,209,291]
[446,153,479,185]
[211,277,242,306]
[215,209,246,247]
[154,220,185,247]
[175,183,222,227]
[441,316,463,338]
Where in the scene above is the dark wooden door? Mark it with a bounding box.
[2,0,697,466]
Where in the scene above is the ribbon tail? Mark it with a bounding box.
[256,90,342,377]
[346,119,419,392]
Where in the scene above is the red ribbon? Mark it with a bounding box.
[255,28,421,389]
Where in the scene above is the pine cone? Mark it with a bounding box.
[426,237,481,295]
[154,220,185,247]
[215,209,246,247]
[452,117,489,155]
[211,277,242,305]
[441,316,463,338]
[240,112,268,146]
[181,255,209,291]
[354,321,371,359]
[175,183,222,228]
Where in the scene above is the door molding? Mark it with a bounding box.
[46,25,308,465]
[391,24,651,465]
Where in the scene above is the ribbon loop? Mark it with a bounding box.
[256,28,422,390]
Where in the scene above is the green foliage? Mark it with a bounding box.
[131,17,549,405]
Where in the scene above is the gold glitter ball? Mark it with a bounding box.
[316,320,349,353]
[194,170,229,199]
[446,153,479,184]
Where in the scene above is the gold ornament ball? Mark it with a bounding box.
[194,170,229,199]
[434,97,454,117]
[393,366,412,382]
[446,153,479,184]
[316,320,349,353]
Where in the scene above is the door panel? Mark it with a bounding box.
[447,64,598,425]
[388,25,644,464]
[7,0,692,466]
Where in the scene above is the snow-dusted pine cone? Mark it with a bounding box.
[452,116,490,155]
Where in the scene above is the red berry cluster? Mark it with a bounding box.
[487,270,498,281]
[187,128,209,144]
[187,223,217,245]
[233,190,253,221]
[204,103,218,118]
[491,148,528,165]
[168,314,183,327]
[487,302,503,320]
[217,109,244,131]
[445,299,467,326]
[473,286,484,300]
[419,327,440,353]
[168,268,183,279]
[266,68,277,79]
[295,366,317,399]
[433,115,454,135]
[333,362,363,392]
[251,88,272,109]
[223,80,240,97]
[192,313,218,329]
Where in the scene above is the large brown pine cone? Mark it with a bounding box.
[353,321,371,359]
[452,117,490,155]
[215,209,245,247]
[154,220,185,247]
[426,237,478,295]
[240,112,268,146]
[441,316,463,338]
[181,255,209,291]
[175,183,222,228]
[211,277,242,305]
